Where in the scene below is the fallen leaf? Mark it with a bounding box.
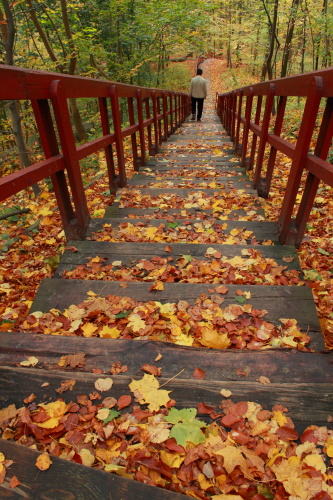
[23,394,36,404]
[117,395,132,410]
[141,364,162,376]
[193,367,206,379]
[95,378,113,392]
[129,374,171,412]
[58,352,86,368]
[20,356,38,367]
[9,475,20,488]
[155,353,163,361]
[55,379,76,394]
[35,453,52,471]
[257,376,271,385]
[220,389,232,398]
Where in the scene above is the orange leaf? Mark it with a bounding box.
[117,395,132,410]
[193,367,206,379]
[141,364,162,376]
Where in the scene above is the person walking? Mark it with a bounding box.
[189,68,207,122]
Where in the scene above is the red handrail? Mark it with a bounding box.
[216,67,333,247]
[0,65,191,239]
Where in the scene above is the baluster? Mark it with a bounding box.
[50,80,89,240]
[278,76,323,244]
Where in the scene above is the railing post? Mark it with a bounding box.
[145,96,154,155]
[258,95,287,197]
[169,93,174,134]
[109,85,126,187]
[248,95,262,171]
[127,96,140,171]
[162,91,168,141]
[230,91,237,142]
[289,94,333,247]
[278,76,323,244]
[136,89,146,165]
[31,98,76,231]
[151,91,159,155]
[98,97,117,192]
[157,96,162,143]
[234,90,243,156]
[50,80,89,240]
[241,88,254,168]
[253,84,275,188]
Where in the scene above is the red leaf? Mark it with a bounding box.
[221,414,240,426]
[197,402,215,415]
[117,395,132,410]
[141,364,162,376]
[193,367,206,380]
[276,426,299,441]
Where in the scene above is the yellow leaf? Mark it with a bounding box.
[220,389,232,398]
[20,356,39,367]
[127,313,146,333]
[199,327,230,349]
[160,450,184,468]
[214,446,250,475]
[35,453,52,471]
[38,208,53,216]
[175,333,194,346]
[45,238,56,245]
[81,323,98,337]
[91,256,101,263]
[212,495,244,500]
[36,401,68,428]
[95,378,113,392]
[303,454,326,473]
[99,326,121,338]
[79,449,95,467]
[273,411,287,426]
[129,374,171,412]
[327,445,333,458]
[0,453,5,462]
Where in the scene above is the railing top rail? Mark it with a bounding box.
[217,66,333,98]
[0,65,185,100]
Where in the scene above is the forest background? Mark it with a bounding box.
[0,0,333,347]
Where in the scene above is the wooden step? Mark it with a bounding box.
[30,279,323,349]
[88,218,279,244]
[104,205,265,220]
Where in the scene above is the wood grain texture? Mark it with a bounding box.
[0,333,331,381]
[0,440,184,500]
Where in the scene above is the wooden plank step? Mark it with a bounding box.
[87,218,279,243]
[0,365,331,430]
[56,241,300,271]
[127,178,252,190]
[0,333,330,383]
[114,187,257,196]
[104,205,265,219]
[0,439,181,500]
[30,279,323,349]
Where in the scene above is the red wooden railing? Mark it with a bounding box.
[216,68,333,247]
[0,66,190,239]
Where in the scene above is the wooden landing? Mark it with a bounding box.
[0,109,331,498]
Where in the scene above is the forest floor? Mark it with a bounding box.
[0,58,332,348]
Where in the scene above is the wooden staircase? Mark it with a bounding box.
[1,106,332,499]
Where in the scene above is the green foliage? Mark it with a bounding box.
[103,409,120,424]
[164,407,207,447]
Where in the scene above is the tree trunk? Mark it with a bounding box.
[280,0,300,78]
[260,0,279,81]
[0,0,40,196]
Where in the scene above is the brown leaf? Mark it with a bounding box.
[164,245,172,253]
[110,362,128,374]
[276,426,299,441]
[23,393,36,404]
[214,285,228,295]
[65,246,78,252]
[193,367,206,380]
[58,352,86,368]
[197,402,215,415]
[117,395,132,410]
[55,379,76,394]
[9,475,20,488]
[257,376,271,385]
[141,364,162,377]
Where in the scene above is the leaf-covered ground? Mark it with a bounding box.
[1,372,333,499]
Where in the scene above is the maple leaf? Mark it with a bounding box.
[55,379,76,394]
[129,374,171,412]
[214,445,250,475]
[199,326,231,349]
[164,408,207,448]
[58,352,86,368]
[36,401,68,428]
[127,313,146,333]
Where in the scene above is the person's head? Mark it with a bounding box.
[197,68,203,75]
